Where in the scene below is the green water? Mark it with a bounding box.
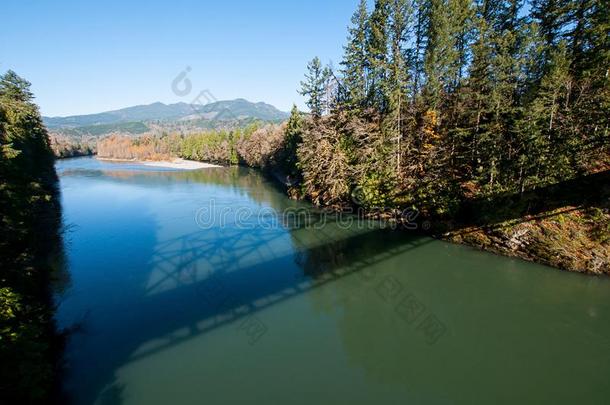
[56,157,610,405]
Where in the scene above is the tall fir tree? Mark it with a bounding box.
[366,0,392,111]
[422,0,459,113]
[453,0,529,190]
[530,0,571,74]
[283,105,304,177]
[450,0,475,86]
[410,0,428,98]
[386,0,412,175]
[341,0,370,109]
[300,57,330,118]
[388,0,411,108]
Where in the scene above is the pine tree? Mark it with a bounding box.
[567,0,610,169]
[388,0,411,107]
[410,0,428,98]
[422,0,458,112]
[0,70,35,102]
[0,71,54,173]
[530,0,572,79]
[366,0,392,111]
[282,105,303,177]
[300,57,330,118]
[531,0,571,50]
[585,0,610,73]
[386,0,412,175]
[453,0,529,191]
[450,0,475,86]
[516,42,576,189]
[341,0,369,108]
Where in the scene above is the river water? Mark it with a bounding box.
[55,157,610,405]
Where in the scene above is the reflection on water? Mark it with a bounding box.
[56,157,610,405]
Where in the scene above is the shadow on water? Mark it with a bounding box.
[82,231,428,404]
[58,162,432,404]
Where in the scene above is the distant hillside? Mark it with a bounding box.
[44,99,289,134]
[57,121,150,136]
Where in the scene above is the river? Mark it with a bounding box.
[55,157,610,405]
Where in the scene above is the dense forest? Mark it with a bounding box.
[292,0,609,211]
[0,71,65,403]
[290,0,610,272]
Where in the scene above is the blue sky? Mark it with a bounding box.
[1,0,360,116]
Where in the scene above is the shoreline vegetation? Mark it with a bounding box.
[1,71,66,404]
[84,127,609,276]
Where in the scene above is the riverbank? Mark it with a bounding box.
[448,171,609,275]
[97,157,221,170]
[278,169,610,276]
[444,206,610,276]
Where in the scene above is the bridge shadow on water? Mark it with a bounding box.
[61,164,610,405]
[68,207,432,405]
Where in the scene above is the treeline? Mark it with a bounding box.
[49,133,96,158]
[0,71,65,403]
[292,0,609,214]
[97,133,181,161]
[95,121,293,170]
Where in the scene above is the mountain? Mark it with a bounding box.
[43,99,289,133]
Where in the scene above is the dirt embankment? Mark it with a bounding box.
[443,171,610,275]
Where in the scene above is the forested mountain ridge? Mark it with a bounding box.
[46,99,289,157]
[44,99,289,129]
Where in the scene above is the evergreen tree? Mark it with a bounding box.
[530,0,571,51]
[0,71,54,174]
[456,0,528,190]
[282,105,304,177]
[422,0,459,112]
[516,42,575,190]
[300,57,330,118]
[388,0,411,108]
[366,0,392,110]
[341,0,370,108]
[410,0,428,98]
[386,0,412,175]
[0,70,60,404]
[529,0,573,82]
[585,0,610,73]
[450,0,475,86]
[564,0,610,171]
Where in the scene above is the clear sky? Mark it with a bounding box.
[1,0,360,117]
